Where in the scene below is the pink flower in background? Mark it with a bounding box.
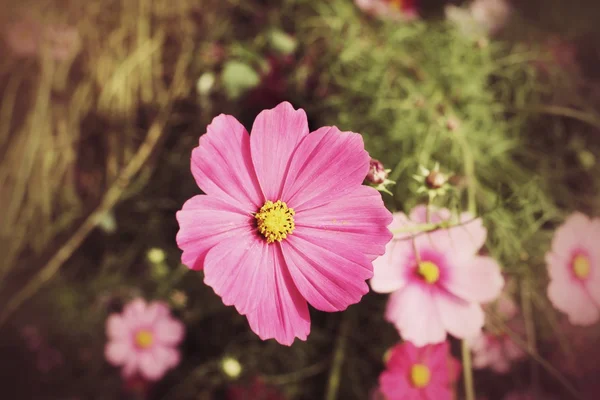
[546,212,600,326]
[355,0,419,21]
[105,299,184,381]
[469,324,525,373]
[470,0,512,35]
[176,101,392,345]
[3,15,80,61]
[370,205,504,346]
[379,341,461,400]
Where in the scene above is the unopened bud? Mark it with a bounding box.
[367,159,388,185]
[446,116,460,132]
[221,357,243,379]
[425,171,447,189]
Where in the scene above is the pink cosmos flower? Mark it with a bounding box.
[370,205,504,346]
[355,0,419,21]
[468,324,525,373]
[379,341,461,400]
[176,101,392,345]
[546,212,600,326]
[104,299,184,381]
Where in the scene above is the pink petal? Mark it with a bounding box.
[203,232,270,315]
[387,341,419,369]
[423,384,454,400]
[550,212,592,256]
[445,213,488,260]
[282,233,371,312]
[547,280,599,326]
[176,195,253,270]
[434,293,485,340]
[371,239,412,293]
[379,369,415,400]
[139,351,168,381]
[245,245,310,346]
[386,285,447,346]
[250,102,309,200]
[388,211,413,239]
[155,318,185,345]
[123,299,147,322]
[294,185,393,261]
[280,126,370,211]
[409,205,452,224]
[105,341,133,366]
[152,345,180,369]
[191,114,263,211]
[139,302,170,325]
[121,357,139,378]
[445,256,504,303]
[106,314,129,339]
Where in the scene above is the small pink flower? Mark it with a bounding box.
[546,212,600,326]
[176,102,392,345]
[468,322,525,374]
[104,299,184,381]
[470,0,511,35]
[355,0,419,21]
[371,205,504,346]
[379,341,461,400]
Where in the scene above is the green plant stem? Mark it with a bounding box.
[325,310,352,400]
[461,340,476,400]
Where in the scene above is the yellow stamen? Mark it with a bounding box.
[135,330,154,349]
[572,254,591,280]
[417,261,440,284]
[410,364,431,388]
[255,200,295,243]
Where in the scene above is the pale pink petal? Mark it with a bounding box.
[191,114,263,211]
[106,314,129,339]
[550,212,592,256]
[282,233,371,312]
[388,212,413,239]
[105,341,133,366]
[371,239,412,293]
[123,298,147,320]
[409,205,452,224]
[203,232,270,315]
[139,302,170,325]
[435,293,485,340]
[386,285,447,346]
[245,246,310,346]
[152,346,181,370]
[155,318,185,345]
[281,126,370,211]
[250,102,309,200]
[139,351,168,381]
[294,185,393,260]
[547,280,599,326]
[121,357,139,378]
[176,195,253,270]
[445,256,504,303]
[446,213,488,260]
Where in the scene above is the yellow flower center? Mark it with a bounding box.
[255,200,295,243]
[135,330,154,349]
[572,254,591,280]
[410,364,431,388]
[417,261,440,284]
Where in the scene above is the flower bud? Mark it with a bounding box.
[366,159,388,185]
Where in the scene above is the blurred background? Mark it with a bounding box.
[1,0,600,399]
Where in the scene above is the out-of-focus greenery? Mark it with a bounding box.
[2,0,600,399]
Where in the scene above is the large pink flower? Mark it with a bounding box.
[379,341,461,400]
[176,102,392,345]
[104,299,184,381]
[370,205,504,346]
[546,212,600,326]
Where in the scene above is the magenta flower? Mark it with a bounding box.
[355,0,419,21]
[104,299,184,381]
[176,102,392,345]
[379,341,461,400]
[370,205,504,346]
[546,212,600,326]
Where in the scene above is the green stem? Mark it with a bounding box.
[325,310,352,400]
[461,340,476,400]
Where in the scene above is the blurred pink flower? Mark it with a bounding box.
[379,341,461,400]
[546,212,600,326]
[176,101,392,345]
[355,0,419,21]
[227,378,286,400]
[104,299,184,381]
[371,205,504,346]
[3,16,80,61]
[468,322,525,374]
[470,0,512,35]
